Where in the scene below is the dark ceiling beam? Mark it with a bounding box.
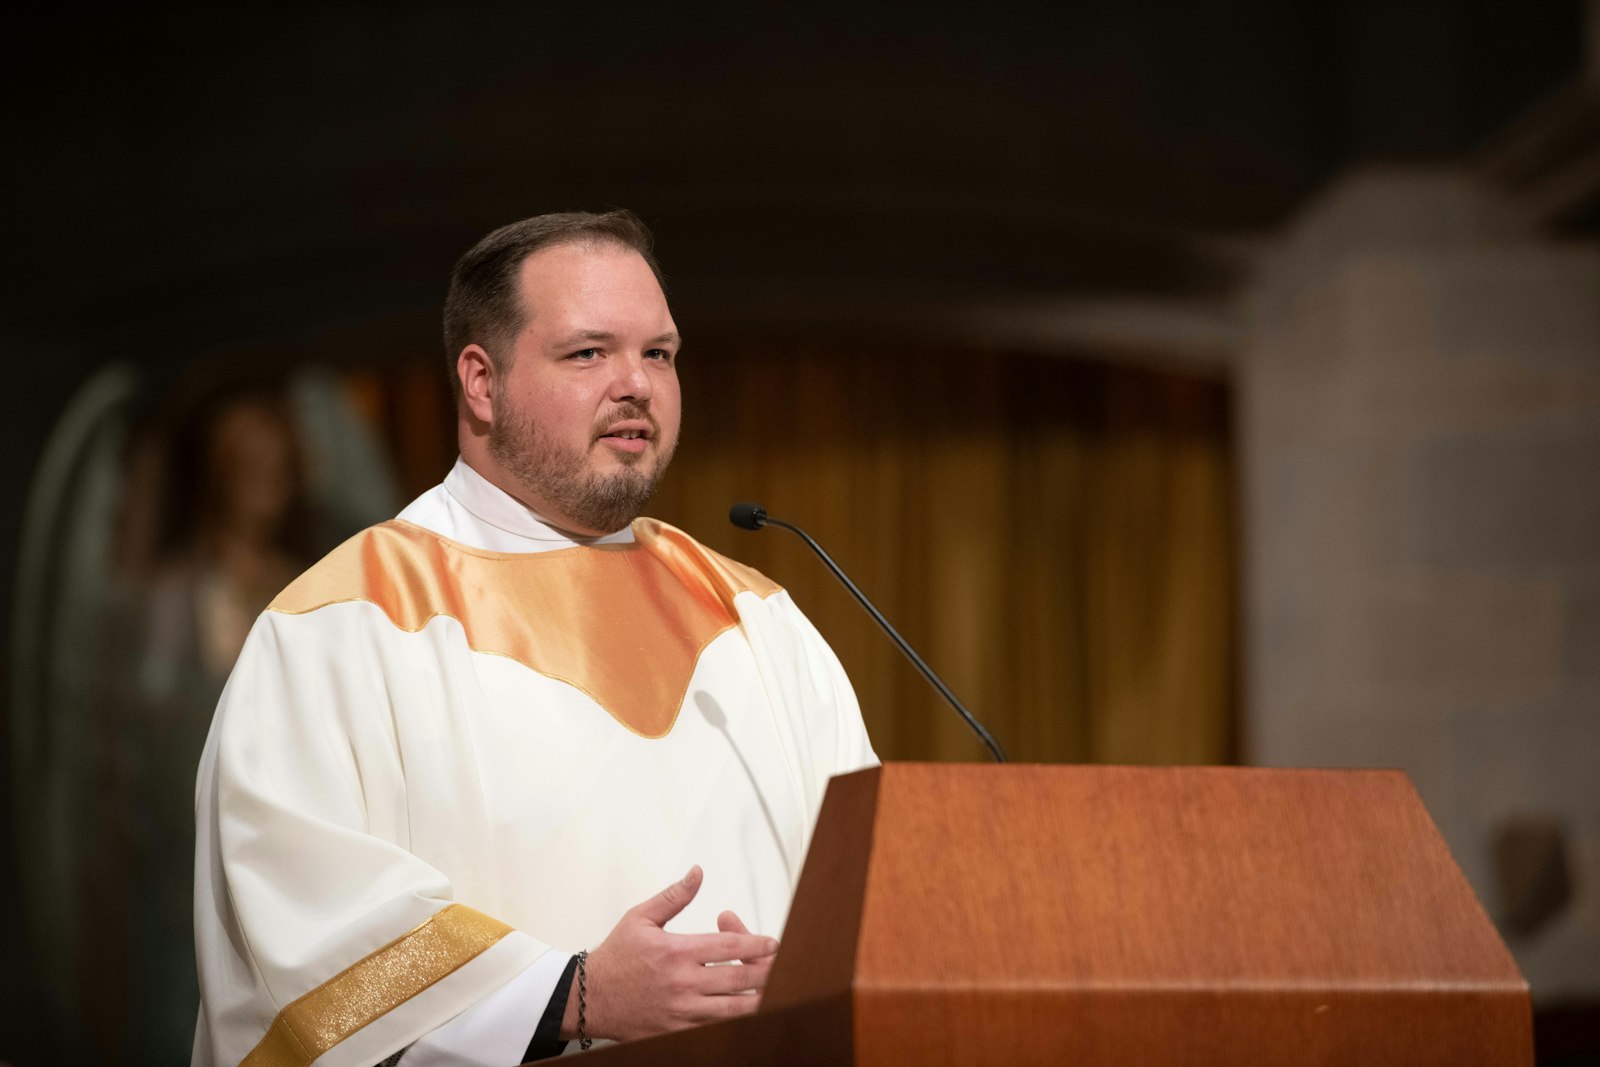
[1479,78,1600,229]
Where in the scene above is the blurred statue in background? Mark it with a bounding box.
[10,359,404,1066]
[86,386,312,1064]
[137,389,309,691]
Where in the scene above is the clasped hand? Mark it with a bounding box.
[562,865,778,1042]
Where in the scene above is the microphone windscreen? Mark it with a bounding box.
[728,502,768,530]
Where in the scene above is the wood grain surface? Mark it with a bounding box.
[547,763,1531,1066]
[852,763,1529,1065]
[762,766,881,1013]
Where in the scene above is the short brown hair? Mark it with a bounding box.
[442,210,664,392]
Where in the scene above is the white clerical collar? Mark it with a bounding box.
[442,458,637,547]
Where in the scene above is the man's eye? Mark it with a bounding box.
[645,348,673,361]
[570,348,600,360]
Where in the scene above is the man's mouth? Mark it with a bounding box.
[597,421,654,453]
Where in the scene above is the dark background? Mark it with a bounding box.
[0,3,1589,1062]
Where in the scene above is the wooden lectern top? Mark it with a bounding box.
[571,763,1530,1066]
[853,763,1516,988]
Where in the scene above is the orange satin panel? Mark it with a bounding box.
[267,518,781,738]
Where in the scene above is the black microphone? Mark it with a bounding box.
[729,502,1007,763]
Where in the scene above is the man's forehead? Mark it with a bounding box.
[505,241,668,334]
[515,241,669,325]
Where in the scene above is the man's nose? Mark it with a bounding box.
[609,353,653,402]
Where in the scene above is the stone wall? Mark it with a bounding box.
[1241,168,1600,999]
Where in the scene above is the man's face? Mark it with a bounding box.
[486,241,681,535]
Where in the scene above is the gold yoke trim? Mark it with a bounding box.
[239,904,511,1067]
[267,518,781,737]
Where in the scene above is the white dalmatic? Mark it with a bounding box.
[193,460,876,1067]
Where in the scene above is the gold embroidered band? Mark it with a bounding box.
[239,904,512,1067]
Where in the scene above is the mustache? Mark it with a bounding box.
[592,401,659,437]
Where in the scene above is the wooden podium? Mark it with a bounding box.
[572,763,1531,1065]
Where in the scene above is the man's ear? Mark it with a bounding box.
[457,345,496,425]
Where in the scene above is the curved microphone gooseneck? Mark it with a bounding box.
[729,502,1007,763]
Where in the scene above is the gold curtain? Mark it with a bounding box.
[648,344,1237,765]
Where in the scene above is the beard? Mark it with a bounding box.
[487,399,675,535]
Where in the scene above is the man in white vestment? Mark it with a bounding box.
[193,211,878,1066]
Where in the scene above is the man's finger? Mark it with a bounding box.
[677,931,779,964]
[630,865,703,927]
[693,958,773,995]
[717,911,771,966]
[701,990,764,1021]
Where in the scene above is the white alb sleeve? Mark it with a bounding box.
[396,950,572,1065]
